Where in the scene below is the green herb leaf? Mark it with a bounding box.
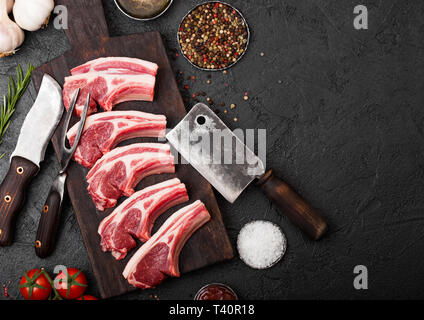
[0,64,34,155]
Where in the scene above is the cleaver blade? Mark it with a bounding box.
[166,103,265,203]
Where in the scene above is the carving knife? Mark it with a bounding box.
[0,75,63,246]
[166,103,328,240]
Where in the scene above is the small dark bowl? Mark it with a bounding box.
[194,283,238,300]
[114,0,174,21]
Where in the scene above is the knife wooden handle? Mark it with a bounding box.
[35,186,63,258]
[257,169,328,240]
[0,157,39,246]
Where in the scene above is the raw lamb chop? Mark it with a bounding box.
[123,200,211,289]
[87,143,175,211]
[71,57,158,76]
[67,111,167,168]
[98,179,189,260]
[63,73,156,117]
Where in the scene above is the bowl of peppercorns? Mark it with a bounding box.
[178,1,250,71]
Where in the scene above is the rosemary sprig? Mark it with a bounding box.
[0,64,34,158]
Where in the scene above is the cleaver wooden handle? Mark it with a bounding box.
[257,169,328,240]
[0,157,39,246]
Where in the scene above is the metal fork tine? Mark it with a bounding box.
[59,91,89,172]
[60,88,80,152]
[68,94,90,156]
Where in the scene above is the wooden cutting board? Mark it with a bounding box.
[32,0,234,299]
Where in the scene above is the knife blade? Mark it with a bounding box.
[0,74,63,246]
[166,103,328,240]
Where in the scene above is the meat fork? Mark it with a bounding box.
[35,90,89,258]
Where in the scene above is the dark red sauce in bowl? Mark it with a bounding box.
[194,283,238,300]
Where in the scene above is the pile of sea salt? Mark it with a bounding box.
[237,220,287,269]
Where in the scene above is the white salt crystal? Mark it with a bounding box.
[237,220,287,269]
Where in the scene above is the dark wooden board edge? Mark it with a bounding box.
[32,31,234,299]
[56,0,109,47]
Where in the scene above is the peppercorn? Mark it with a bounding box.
[178,2,249,70]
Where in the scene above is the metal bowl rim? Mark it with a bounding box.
[177,1,250,72]
[114,0,174,21]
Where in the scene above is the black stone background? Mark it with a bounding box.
[1,0,424,300]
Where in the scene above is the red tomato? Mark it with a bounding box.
[19,269,52,300]
[54,268,87,299]
[77,295,99,300]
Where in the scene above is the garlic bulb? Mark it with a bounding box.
[6,0,13,13]
[0,0,24,58]
[13,0,54,32]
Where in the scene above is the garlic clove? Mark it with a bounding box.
[13,0,54,32]
[0,0,25,58]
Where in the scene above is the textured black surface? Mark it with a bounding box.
[1,0,424,299]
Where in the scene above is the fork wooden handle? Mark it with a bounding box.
[35,186,63,258]
[0,157,39,246]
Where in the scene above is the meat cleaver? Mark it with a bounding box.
[0,75,63,246]
[166,103,328,240]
